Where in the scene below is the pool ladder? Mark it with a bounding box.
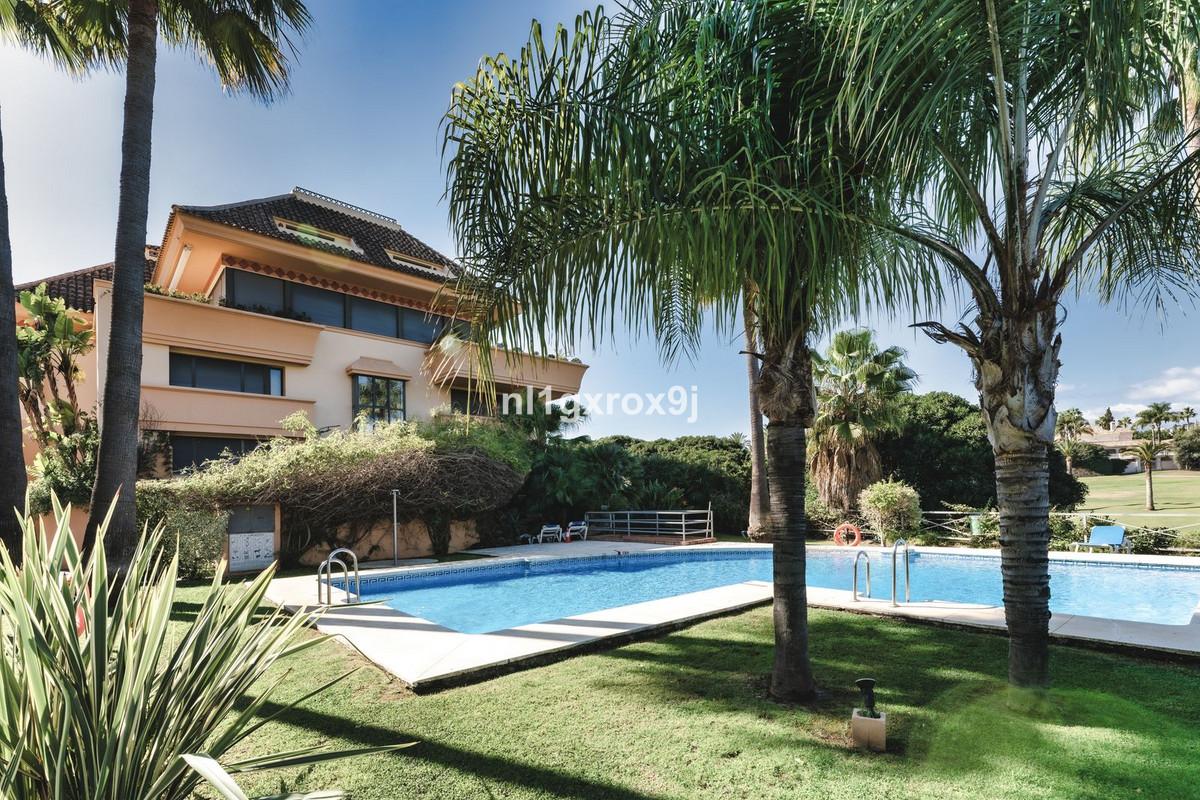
[317,547,361,605]
[891,539,911,607]
[851,549,871,601]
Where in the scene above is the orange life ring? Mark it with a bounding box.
[834,523,863,547]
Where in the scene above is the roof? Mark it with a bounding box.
[16,247,160,312]
[173,188,458,281]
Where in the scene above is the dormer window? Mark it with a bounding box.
[274,218,361,253]
[385,250,440,273]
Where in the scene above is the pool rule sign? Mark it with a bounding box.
[227,504,280,574]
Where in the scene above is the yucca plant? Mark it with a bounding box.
[0,496,409,799]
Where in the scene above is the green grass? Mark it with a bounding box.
[1081,470,1200,527]
[179,586,1200,800]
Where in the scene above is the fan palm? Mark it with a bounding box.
[823,0,1200,688]
[1182,406,1197,429]
[442,2,932,700]
[1125,439,1169,510]
[85,0,311,568]
[809,329,916,514]
[0,0,96,561]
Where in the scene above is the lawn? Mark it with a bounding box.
[178,586,1200,800]
[1081,470,1200,528]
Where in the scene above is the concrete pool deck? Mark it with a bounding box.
[264,542,1200,691]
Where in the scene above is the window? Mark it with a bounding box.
[226,269,285,314]
[450,388,490,416]
[400,308,443,344]
[274,218,360,252]
[170,353,283,396]
[222,268,465,346]
[348,296,398,338]
[352,374,405,426]
[171,435,258,473]
[289,283,345,327]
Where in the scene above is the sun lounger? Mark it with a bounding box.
[1072,525,1130,554]
[537,524,563,543]
[565,521,588,541]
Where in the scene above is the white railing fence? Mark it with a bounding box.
[584,509,714,543]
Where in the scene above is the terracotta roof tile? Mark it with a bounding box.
[17,248,159,312]
[175,189,458,281]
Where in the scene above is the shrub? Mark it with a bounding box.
[1125,525,1177,554]
[1049,514,1087,551]
[876,391,1087,510]
[0,498,401,799]
[136,481,229,581]
[858,479,921,545]
[1172,528,1200,551]
[168,416,528,561]
[1175,427,1200,470]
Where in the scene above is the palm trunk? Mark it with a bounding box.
[974,308,1060,689]
[994,442,1051,688]
[85,0,158,565]
[743,287,768,538]
[758,311,816,702]
[0,104,28,561]
[1144,466,1155,511]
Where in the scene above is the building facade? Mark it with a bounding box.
[19,188,587,474]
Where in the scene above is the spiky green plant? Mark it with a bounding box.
[0,497,408,799]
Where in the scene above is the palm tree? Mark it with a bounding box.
[1136,402,1175,445]
[1055,408,1093,475]
[0,0,96,561]
[443,3,925,701]
[809,329,916,514]
[1125,439,1169,510]
[825,0,1200,688]
[1096,408,1115,432]
[85,0,311,566]
[1182,407,1197,429]
[1118,416,1134,430]
[743,282,769,538]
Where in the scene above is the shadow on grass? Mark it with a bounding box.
[237,696,659,800]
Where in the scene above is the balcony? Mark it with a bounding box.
[424,342,587,397]
[140,385,316,438]
[137,286,323,365]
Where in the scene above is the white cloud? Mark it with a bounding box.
[1128,366,1200,405]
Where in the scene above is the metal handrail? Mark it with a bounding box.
[891,539,911,607]
[317,556,347,605]
[583,509,714,542]
[852,549,871,601]
[316,547,361,605]
[328,547,361,602]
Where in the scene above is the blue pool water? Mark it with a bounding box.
[352,549,1200,634]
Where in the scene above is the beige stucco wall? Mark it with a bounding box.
[300,517,480,565]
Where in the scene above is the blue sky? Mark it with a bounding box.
[2,0,1199,438]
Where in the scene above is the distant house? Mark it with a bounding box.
[17,187,588,474]
[1079,428,1177,473]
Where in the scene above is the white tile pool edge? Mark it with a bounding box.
[265,543,1200,690]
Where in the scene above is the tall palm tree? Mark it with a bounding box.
[809,328,916,514]
[1136,402,1175,444]
[1125,439,1168,510]
[742,281,769,537]
[1055,408,1093,475]
[84,0,311,567]
[0,0,96,561]
[443,2,927,701]
[1118,416,1134,429]
[1182,406,1196,429]
[825,0,1200,688]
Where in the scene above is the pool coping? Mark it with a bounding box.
[265,543,1200,691]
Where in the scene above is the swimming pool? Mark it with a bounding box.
[349,548,1200,634]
